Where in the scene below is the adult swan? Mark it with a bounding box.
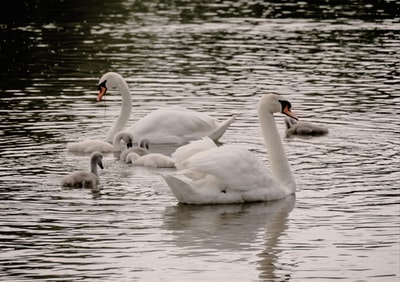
[98,72,238,144]
[162,94,298,204]
[67,72,236,152]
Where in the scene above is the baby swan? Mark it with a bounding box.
[285,117,328,137]
[124,138,175,168]
[61,151,104,189]
[118,134,150,161]
[126,152,175,168]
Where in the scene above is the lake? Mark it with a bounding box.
[0,0,399,281]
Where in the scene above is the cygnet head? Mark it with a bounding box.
[90,151,104,173]
[113,131,135,150]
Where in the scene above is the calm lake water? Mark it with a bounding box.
[1,1,399,281]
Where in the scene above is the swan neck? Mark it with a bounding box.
[90,158,99,176]
[105,79,132,143]
[258,109,295,192]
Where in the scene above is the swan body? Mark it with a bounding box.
[66,130,138,153]
[61,151,104,189]
[127,152,175,168]
[285,117,328,137]
[162,94,298,204]
[66,140,113,153]
[97,72,237,145]
[66,123,136,153]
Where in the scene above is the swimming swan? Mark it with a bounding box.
[97,72,237,145]
[66,139,114,153]
[161,94,298,204]
[285,117,328,137]
[61,151,104,189]
[66,130,137,153]
[122,136,175,168]
[126,152,175,168]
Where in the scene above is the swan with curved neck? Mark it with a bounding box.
[61,151,104,189]
[98,73,132,143]
[162,94,298,204]
[97,72,237,145]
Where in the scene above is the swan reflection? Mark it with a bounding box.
[162,195,295,279]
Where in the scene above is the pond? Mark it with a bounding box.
[1,1,399,281]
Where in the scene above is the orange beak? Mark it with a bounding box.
[97,86,107,102]
[283,105,298,121]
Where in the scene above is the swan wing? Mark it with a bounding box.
[162,173,232,204]
[128,108,223,144]
[172,137,218,169]
[182,145,275,192]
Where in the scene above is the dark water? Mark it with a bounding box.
[1,1,399,281]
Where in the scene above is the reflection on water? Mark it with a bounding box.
[1,0,399,281]
[164,196,296,281]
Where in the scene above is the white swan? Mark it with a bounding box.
[66,139,114,153]
[97,72,237,145]
[285,117,328,137]
[61,151,104,189]
[161,94,298,204]
[66,130,135,153]
[126,152,175,168]
[172,136,218,170]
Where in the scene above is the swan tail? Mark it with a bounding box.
[207,114,237,142]
[162,174,199,204]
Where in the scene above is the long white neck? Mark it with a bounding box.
[258,106,296,193]
[104,79,132,143]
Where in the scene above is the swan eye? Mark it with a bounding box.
[98,80,107,91]
[279,100,292,111]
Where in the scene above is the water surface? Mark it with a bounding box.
[1,1,399,281]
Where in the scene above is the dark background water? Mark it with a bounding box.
[1,0,398,84]
[1,1,399,281]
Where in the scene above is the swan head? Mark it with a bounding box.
[97,72,125,102]
[91,151,104,169]
[260,94,298,121]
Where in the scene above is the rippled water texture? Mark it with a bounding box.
[1,1,399,281]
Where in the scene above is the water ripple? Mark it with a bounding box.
[1,1,399,281]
